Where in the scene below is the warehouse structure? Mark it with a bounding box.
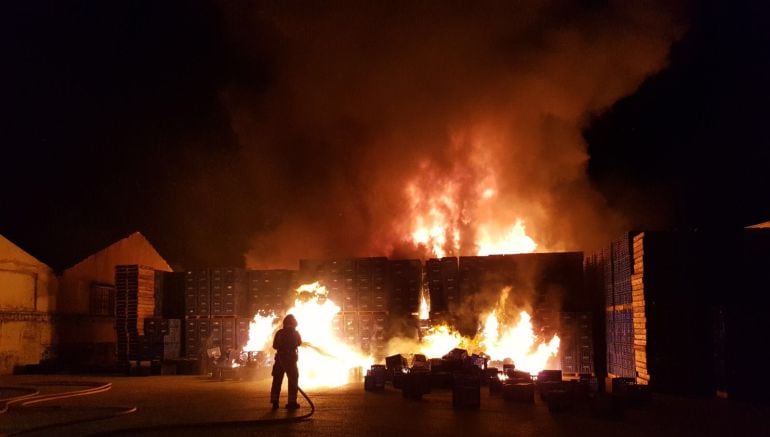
[0,235,57,374]
[56,232,172,371]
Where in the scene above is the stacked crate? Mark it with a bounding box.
[391,259,422,315]
[115,265,156,366]
[371,258,389,312]
[425,257,458,316]
[356,257,389,311]
[184,270,211,316]
[315,259,356,311]
[144,318,181,360]
[440,257,460,311]
[185,317,213,358]
[356,257,389,357]
[458,256,482,306]
[246,270,294,316]
[210,317,237,353]
[236,318,252,350]
[609,309,635,377]
[359,312,388,356]
[210,268,247,316]
[612,238,633,306]
[630,234,648,385]
[159,271,186,319]
[342,312,359,346]
[559,312,594,374]
[183,268,255,358]
[425,259,443,312]
[599,234,636,378]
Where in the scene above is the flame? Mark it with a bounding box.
[418,325,467,358]
[479,311,560,374]
[244,312,279,353]
[477,220,537,256]
[243,282,373,389]
[418,291,430,320]
[410,287,559,374]
[405,181,461,259]
[402,146,539,258]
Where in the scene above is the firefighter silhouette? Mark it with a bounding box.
[270,314,302,409]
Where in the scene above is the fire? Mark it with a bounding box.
[243,282,373,389]
[479,311,560,374]
[418,291,430,320]
[243,311,278,352]
[403,150,539,258]
[477,220,537,256]
[411,287,559,374]
[418,325,468,358]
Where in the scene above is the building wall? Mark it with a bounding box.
[0,315,53,374]
[57,232,171,352]
[0,235,57,374]
[58,232,171,315]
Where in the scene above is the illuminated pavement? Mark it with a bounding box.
[1,374,769,436]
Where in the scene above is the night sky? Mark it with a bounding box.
[3,1,770,272]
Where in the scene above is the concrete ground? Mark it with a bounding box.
[1,374,769,436]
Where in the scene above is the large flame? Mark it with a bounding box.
[477,220,537,256]
[244,311,279,353]
[479,310,560,373]
[403,148,540,258]
[411,287,559,374]
[243,281,373,389]
[418,324,468,358]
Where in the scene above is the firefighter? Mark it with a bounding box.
[270,314,302,410]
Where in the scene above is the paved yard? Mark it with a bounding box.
[1,374,768,436]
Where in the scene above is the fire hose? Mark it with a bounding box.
[101,346,325,434]
[0,378,315,436]
[1,344,330,435]
[0,381,137,436]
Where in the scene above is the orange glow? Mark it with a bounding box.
[418,291,430,320]
[402,143,539,258]
[418,325,468,358]
[244,311,279,353]
[480,310,560,374]
[243,282,372,389]
[477,220,537,256]
[410,287,559,374]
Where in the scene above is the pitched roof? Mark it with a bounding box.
[0,234,51,270]
[65,231,172,274]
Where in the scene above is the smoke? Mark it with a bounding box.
[217,2,685,268]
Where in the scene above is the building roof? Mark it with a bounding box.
[0,234,51,271]
[64,231,172,276]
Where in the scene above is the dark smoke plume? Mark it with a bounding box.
[216,1,685,268]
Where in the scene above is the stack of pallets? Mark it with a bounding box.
[115,265,156,369]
